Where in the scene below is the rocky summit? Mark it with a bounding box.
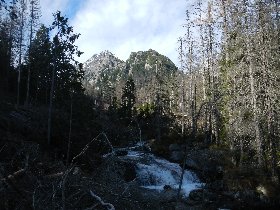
[83,49,179,106]
[83,51,125,91]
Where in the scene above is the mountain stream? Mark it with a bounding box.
[117,146,203,197]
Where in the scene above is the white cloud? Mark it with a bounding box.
[40,0,195,66]
[40,0,70,25]
[70,0,190,66]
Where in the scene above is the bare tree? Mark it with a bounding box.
[25,0,40,106]
[16,0,27,108]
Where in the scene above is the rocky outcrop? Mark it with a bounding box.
[183,149,228,183]
[169,144,184,162]
[82,49,179,106]
[83,50,125,86]
[82,51,125,103]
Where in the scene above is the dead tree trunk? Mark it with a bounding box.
[17,0,26,108]
[66,92,73,166]
[47,51,56,145]
[25,0,35,106]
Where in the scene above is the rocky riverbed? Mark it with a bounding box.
[87,143,280,209]
[1,138,279,209]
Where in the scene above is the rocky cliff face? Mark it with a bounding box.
[124,49,178,105]
[83,50,125,86]
[83,49,179,107]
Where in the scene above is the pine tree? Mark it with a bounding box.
[0,2,10,91]
[121,76,136,119]
[47,11,83,145]
[28,24,51,104]
[16,0,27,107]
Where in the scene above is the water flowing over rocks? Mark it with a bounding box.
[90,146,204,209]
[124,150,202,197]
[91,144,279,209]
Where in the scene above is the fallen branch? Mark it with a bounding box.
[62,167,74,210]
[1,168,26,182]
[44,172,64,179]
[89,190,115,210]
[120,178,136,197]
[72,132,114,163]
[0,169,33,209]
[0,144,6,154]
[101,132,114,152]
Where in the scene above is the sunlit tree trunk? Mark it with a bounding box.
[178,38,185,136]
[204,1,214,144]
[155,60,161,142]
[257,0,279,175]
[7,0,17,91]
[25,0,39,106]
[243,1,263,166]
[16,0,26,108]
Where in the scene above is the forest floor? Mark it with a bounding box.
[0,97,280,209]
[1,139,279,209]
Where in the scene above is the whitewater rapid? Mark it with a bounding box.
[124,150,203,197]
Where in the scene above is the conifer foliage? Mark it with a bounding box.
[121,76,136,119]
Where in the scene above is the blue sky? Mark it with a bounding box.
[41,0,193,66]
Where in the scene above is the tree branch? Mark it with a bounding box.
[89,190,115,210]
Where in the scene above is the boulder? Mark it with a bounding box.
[189,189,218,202]
[169,144,184,162]
[189,189,204,201]
[174,201,192,210]
[115,150,128,156]
[115,161,136,182]
[169,144,181,151]
[170,150,184,162]
[185,158,199,170]
[206,180,224,191]
[163,185,172,190]
[235,190,260,201]
[122,161,137,182]
[183,149,229,182]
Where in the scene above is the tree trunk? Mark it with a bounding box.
[17,0,25,108]
[66,92,73,166]
[25,0,35,106]
[205,1,214,145]
[243,1,263,166]
[248,43,262,166]
[179,38,185,136]
[6,0,17,91]
[47,54,56,145]
[192,84,197,138]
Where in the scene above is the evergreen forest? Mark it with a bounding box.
[0,0,279,209]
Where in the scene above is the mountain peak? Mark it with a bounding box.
[82,49,178,105]
[83,51,125,85]
[85,51,123,65]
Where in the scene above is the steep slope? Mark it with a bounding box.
[123,49,178,105]
[83,50,125,84]
[83,49,179,107]
[83,51,125,101]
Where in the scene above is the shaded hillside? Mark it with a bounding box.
[124,49,178,107]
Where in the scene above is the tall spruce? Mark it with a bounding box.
[47,11,83,145]
[121,76,136,119]
[28,24,51,104]
[16,0,27,107]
